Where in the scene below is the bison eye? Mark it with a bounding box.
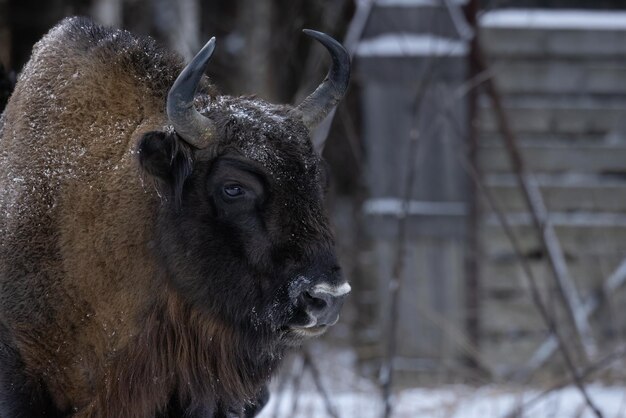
[223,184,245,198]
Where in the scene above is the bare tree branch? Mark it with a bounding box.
[504,344,626,418]
[287,355,306,417]
[271,355,304,418]
[303,349,341,418]
[523,258,626,379]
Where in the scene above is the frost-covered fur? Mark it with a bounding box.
[0,17,342,417]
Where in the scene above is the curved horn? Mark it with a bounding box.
[167,37,218,149]
[294,29,351,152]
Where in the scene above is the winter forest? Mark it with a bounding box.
[4,0,626,417]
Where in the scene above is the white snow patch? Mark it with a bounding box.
[486,211,626,227]
[288,275,311,299]
[377,0,467,6]
[363,197,466,217]
[262,384,626,418]
[480,9,626,31]
[356,34,468,57]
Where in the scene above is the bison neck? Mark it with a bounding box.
[98,288,282,416]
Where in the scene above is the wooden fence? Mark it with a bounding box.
[350,5,626,381]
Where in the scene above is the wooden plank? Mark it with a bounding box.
[478,143,626,173]
[482,174,626,212]
[355,55,466,83]
[364,5,459,39]
[480,27,626,58]
[362,82,467,198]
[481,254,622,294]
[364,215,466,239]
[398,240,464,359]
[481,296,547,335]
[486,59,626,95]
[481,222,626,257]
[370,239,465,360]
[478,102,626,135]
[480,133,608,143]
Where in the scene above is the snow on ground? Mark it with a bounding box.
[262,384,626,418]
[260,345,626,418]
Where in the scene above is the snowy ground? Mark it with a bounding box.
[262,384,626,418]
[259,346,626,418]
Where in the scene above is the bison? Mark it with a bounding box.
[0,17,350,417]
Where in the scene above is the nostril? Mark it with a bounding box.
[303,291,328,311]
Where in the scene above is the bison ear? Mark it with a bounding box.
[137,131,194,207]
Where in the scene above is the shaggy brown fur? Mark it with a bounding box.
[76,291,277,417]
[0,17,190,416]
[0,17,346,417]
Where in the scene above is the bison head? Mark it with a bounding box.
[137,30,350,346]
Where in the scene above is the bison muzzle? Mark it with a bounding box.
[0,17,350,418]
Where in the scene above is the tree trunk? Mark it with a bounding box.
[236,0,273,100]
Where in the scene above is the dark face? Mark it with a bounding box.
[138,96,350,344]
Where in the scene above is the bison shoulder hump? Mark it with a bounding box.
[31,16,182,97]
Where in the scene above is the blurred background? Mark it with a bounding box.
[3,0,626,416]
